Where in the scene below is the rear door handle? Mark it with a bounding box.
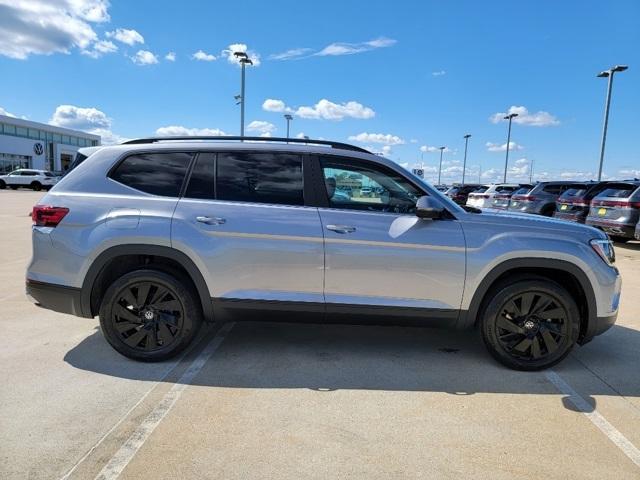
[326,224,356,234]
[196,216,226,225]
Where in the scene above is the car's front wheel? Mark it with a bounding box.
[480,277,580,370]
[99,269,203,361]
[30,181,42,191]
[0,180,5,189]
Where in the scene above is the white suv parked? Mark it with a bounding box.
[0,169,59,191]
[467,184,529,209]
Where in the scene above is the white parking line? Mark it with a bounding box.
[94,322,234,480]
[545,370,640,468]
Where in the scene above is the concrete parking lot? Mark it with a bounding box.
[1,190,640,479]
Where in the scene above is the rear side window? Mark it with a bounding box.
[110,152,192,196]
[513,187,531,195]
[560,187,588,199]
[216,152,304,205]
[542,184,563,194]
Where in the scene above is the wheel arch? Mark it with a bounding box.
[459,258,596,343]
[80,244,214,322]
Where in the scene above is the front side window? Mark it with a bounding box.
[110,152,192,197]
[321,157,421,214]
[216,152,304,206]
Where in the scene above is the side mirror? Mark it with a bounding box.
[415,195,445,219]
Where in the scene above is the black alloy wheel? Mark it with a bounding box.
[480,277,579,370]
[99,269,202,361]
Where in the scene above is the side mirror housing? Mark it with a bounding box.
[415,196,445,219]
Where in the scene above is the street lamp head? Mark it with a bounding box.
[239,58,253,66]
[464,134,471,139]
[284,114,293,121]
[503,113,519,120]
[234,51,248,59]
[612,65,629,73]
[597,70,610,78]
[439,146,446,151]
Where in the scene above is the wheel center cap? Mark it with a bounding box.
[524,320,536,330]
[143,310,155,321]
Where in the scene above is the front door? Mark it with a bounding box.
[316,156,466,322]
[172,151,325,314]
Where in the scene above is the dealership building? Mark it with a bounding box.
[0,114,100,173]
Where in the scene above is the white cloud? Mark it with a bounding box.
[222,43,261,66]
[432,70,446,77]
[165,51,176,62]
[81,39,117,58]
[420,145,451,153]
[295,99,375,120]
[315,37,396,56]
[486,141,524,152]
[48,104,125,145]
[0,0,110,59]
[295,132,307,139]
[262,99,291,113]
[130,50,159,65]
[348,132,404,145]
[106,28,144,46]
[0,106,17,117]
[49,105,111,130]
[619,168,640,178]
[381,145,392,156]
[490,106,560,127]
[247,120,276,135]
[269,48,313,60]
[155,125,227,136]
[192,49,216,62]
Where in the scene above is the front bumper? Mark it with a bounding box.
[26,279,83,317]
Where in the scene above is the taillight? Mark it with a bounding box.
[32,205,69,227]
[593,200,640,208]
[566,197,589,207]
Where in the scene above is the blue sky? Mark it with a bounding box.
[1,0,638,183]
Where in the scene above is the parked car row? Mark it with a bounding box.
[456,179,640,243]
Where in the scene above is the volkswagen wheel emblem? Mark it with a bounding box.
[33,143,44,155]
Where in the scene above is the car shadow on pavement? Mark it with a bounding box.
[64,320,640,412]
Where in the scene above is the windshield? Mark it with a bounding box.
[598,184,638,198]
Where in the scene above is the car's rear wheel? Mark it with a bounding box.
[31,181,42,191]
[480,277,579,370]
[99,269,203,361]
[9,185,18,190]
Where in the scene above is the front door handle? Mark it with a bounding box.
[326,224,356,234]
[196,216,226,225]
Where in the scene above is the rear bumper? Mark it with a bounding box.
[553,211,586,223]
[26,279,84,317]
[585,218,636,238]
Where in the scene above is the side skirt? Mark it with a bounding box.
[212,297,461,328]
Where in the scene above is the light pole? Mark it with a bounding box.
[462,134,471,185]
[234,51,253,137]
[284,114,293,139]
[529,158,534,184]
[596,65,628,181]
[437,146,446,185]
[503,113,518,183]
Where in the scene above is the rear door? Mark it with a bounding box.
[172,151,325,309]
[314,155,466,321]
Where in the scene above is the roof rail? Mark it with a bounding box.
[120,136,371,154]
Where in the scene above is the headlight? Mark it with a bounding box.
[590,239,615,266]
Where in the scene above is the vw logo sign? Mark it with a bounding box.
[33,143,44,155]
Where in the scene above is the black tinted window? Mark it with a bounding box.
[185,153,215,200]
[111,152,192,196]
[216,152,304,205]
[560,188,588,199]
[598,184,637,198]
[513,187,532,195]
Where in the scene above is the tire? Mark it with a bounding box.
[540,205,555,217]
[99,269,203,361]
[9,185,18,190]
[0,180,5,189]
[31,181,42,191]
[479,276,580,371]
[609,236,630,243]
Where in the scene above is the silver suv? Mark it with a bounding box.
[26,137,621,370]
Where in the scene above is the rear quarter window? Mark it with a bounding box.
[110,152,193,196]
